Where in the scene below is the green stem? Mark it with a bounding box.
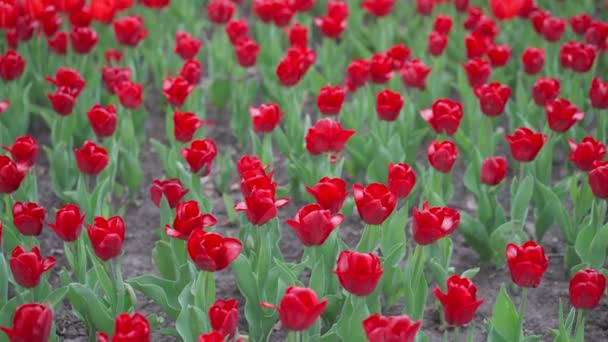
[518,287,528,338]
[286,331,301,342]
[454,326,461,342]
[112,259,125,314]
[356,225,380,252]
[574,309,585,341]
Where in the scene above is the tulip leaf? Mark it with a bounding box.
[489,221,526,263]
[461,267,480,280]
[510,175,534,227]
[45,286,69,308]
[153,241,177,281]
[231,256,259,302]
[209,79,231,109]
[459,213,493,261]
[489,285,521,342]
[534,180,573,242]
[127,275,182,319]
[0,255,7,303]
[67,284,114,335]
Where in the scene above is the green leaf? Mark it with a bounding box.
[128,275,182,319]
[461,267,480,279]
[67,284,114,335]
[534,180,573,242]
[459,213,493,261]
[489,285,521,342]
[153,241,177,281]
[510,175,534,226]
[489,221,526,263]
[45,286,70,308]
[209,79,231,109]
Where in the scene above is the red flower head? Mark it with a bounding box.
[412,201,460,245]
[388,162,416,199]
[97,312,150,342]
[250,103,283,133]
[12,201,45,236]
[427,140,458,173]
[3,135,38,167]
[140,0,170,9]
[197,332,224,342]
[317,85,345,115]
[113,15,147,47]
[47,88,77,116]
[70,26,98,54]
[240,168,276,198]
[10,246,55,288]
[568,137,606,172]
[276,46,316,87]
[545,98,584,133]
[345,58,370,91]
[569,14,592,35]
[253,0,275,22]
[226,18,249,45]
[540,15,565,42]
[584,21,608,50]
[560,41,596,73]
[465,33,489,59]
[0,303,53,342]
[420,98,463,135]
[433,275,483,326]
[0,50,25,81]
[489,0,522,20]
[590,77,608,109]
[480,156,508,186]
[48,31,68,54]
[530,9,549,34]
[362,0,394,17]
[49,204,85,242]
[462,58,491,87]
[286,204,344,246]
[234,187,289,226]
[0,155,25,194]
[521,47,544,75]
[90,0,116,23]
[102,66,131,94]
[433,14,452,36]
[261,286,327,331]
[187,230,242,271]
[532,77,560,106]
[363,314,421,342]
[353,183,397,225]
[454,0,469,12]
[207,0,235,24]
[589,161,608,199]
[463,7,483,30]
[179,60,203,85]
[181,139,217,175]
[115,80,143,109]
[305,118,355,156]
[162,76,194,107]
[236,155,266,177]
[234,37,260,67]
[518,0,536,18]
[386,43,411,70]
[504,127,546,162]
[376,89,403,121]
[165,200,217,239]
[369,52,393,84]
[87,104,117,138]
[70,7,93,27]
[173,110,203,143]
[415,0,433,16]
[428,31,447,57]
[87,216,126,261]
[271,1,294,28]
[74,141,109,175]
[569,269,606,310]
[486,44,511,67]
[174,31,202,60]
[506,241,549,288]
[288,0,315,12]
[314,14,347,39]
[473,82,511,117]
[0,1,17,30]
[334,250,383,296]
[400,59,431,90]
[209,299,239,338]
[150,178,189,208]
[286,22,308,48]
[306,177,347,214]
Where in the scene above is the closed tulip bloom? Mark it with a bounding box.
[362,314,421,342]
[589,161,608,199]
[165,200,217,239]
[585,21,608,49]
[10,246,56,288]
[0,303,53,342]
[521,47,544,75]
[87,216,126,261]
[568,137,606,172]
[434,275,483,326]
[305,118,355,155]
[427,140,458,173]
[174,31,202,59]
[530,10,549,33]
[369,52,393,84]
[115,80,143,109]
[181,139,217,175]
[454,0,469,12]
[12,202,45,236]
[0,1,16,29]
[197,332,224,342]
[462,58,491,87]
[45,68,86,96]
[400,59,431,90]
[47,88,76,116]
[98,312,151,342]
[209,299,239,338]
[314,14,347,39]
[70,26,98,54]
[560,41,596,73]
[240,170,276,197]
[225,19,249,45]
[0,50,25,81]
[234,38,260,67]
[464,33,489,59]
[376,89,403,121]
[474,82,511,116]
[353,183,397,225]
[433,14,452,36]
[420,98,463,136]
[387,162,416,199]
[489,0,522,20]
[187,230,242,271]
[545,98,584,133]
[3,135,39,167]
[306,177,348,214]
[0,156,26,194]
[102,66,131,94]
[386,43,411,70]
[270,1,294,27]
[207,0,235,24]
[288,0,315,12]
[589,77,608,109]
[334,250,383,296]
[428,31,447,56]
[173,110,203,143]
[49,204,85,242]
[261,286,327,331]
[104,49,123,64]
[362,0,394,17]
[236,155,266,177]
[287,204,344,246]
[140,0,170,9]
[287,22,308,48]
[162,76,194,107]
[345,59,370,91]
[416,0,434,15]
[70,7,94,27]
[90,0,116,23]
[569,14,592,35]
[87,104,117,138]
[317,85,345,115]
[180,59,203,85]
[480,157,508,186]
[250,103,283,133]
[113,15,147,47]
[540,16,565,42]
[486,44,511,67]
[276,46,316,87]
[532,77,560,106]
[504,127,546,162]
[473,17,499,41]
[518,0,535,17]
[412,201,460,245]
[74,141,109,175]
[150,179,189,208]
[506,241,549,288]
[235,187,289,225]
[569,269,606,310]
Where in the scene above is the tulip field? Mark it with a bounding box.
[2,0,608,341]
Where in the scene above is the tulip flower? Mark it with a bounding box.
[504,127,546,162]
[287,22,308,48]
[181,139,218,175]
[420,99,463,136]
[433,275,484,326]
[74,141,109,175]
[115,80,144,109]
[433,15,452,36]
[353,183,397,225]
[0,155,26,194]
[589,77,608,109]
[234,38,261,67]
[47,88,77,116]
[474,82,511,117]
[489,0,523,20]
[334,250,383,296]
[0,50,25,81]
[187,230,242,272]
[386,43,411,70]
[345,59,370,91]
[49,204,85,242]
[521,47,544,75]
[162,76,194,107]
[209,299,239,338]
[465,33,489,59]
[427,140,458,173]
[287,204,344,246]
[70,26,98,54]
[560,41,596,73]
[87,216,126,261]
[589,161,608,199]
[226,19,249,45]
[3,135,39,167]
[545,99,584,133]
[98,312,151,342]
[569,269,606,310]
[569,14,592,35]
[236,155,266,177]
[174,30,202,60]
[317,85,345,115]
[150,179,189,208]
[0,303,53,342]
[113,15,147,47]
[10,246,56,288]
[540,16,566,42]
[387,162,416,199]
[102,67,132,94]
[140,0,170,9]
[261,286,327,331]
[0,100,9,114]
[532,77,560,107]
[505,241,549,288]
[235,187,289,226]
[416,0,433,15]
[250,103,283,133]
[376,89,403,121]
[569,137,606,172]
[87,104,118,138]
[462,58,491,87]
[362,0,394,17]
[173,111,203,143]
[180,60,203,85]
[105,49,123,64]
[198,331,225,342]
[362,313,421,342]
[165,200,217,239]
[400,59,431,90]
[12,202,45,236]
[428,31,447,57]
[207,0,235,24]
[486,44,511,67]
[480,157,508,186]
[306,177,348,214]
[412,201,460,245]
[369,52,393,84]
[305,118,355,156]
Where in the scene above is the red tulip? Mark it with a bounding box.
[140,0,170,9]
[105,49,122,63]
[387,162,416,199]
[253,0,276,22]
[47,68,85,97]
[415,0,433,15]
[532,77,560,106]
[181,139,217,175]
[530,10,550,34]
[174,30,202,60]
[261,286,327,331]
[162,76,194,107]
[97,312,151,342]
[48,31,68,54]
[317,85,345,115]
[115,80,143,109]
[113,15,147,47]
[474,82,511,117]
[590,77,608,109]
[209,299,239,338]
[49,204,85,242]
[464,33,489,59]
[345,58,370,91]
[287,22,308,48]
[489,0,522,20]
[412,201,460,245]
[226,19,249,45]
[428,31,447,57]
[545,98,584,133]
[433,14,452,36]
[314,14,346,39]
[362,0,394,17]
[12,202,45,236]
[250,103,283,133]
[568,137,606,172]
[0,1,16,29]
[236,155,267,177]
[589,161,608,199]
[305,118,355,155]
[369,52,393,84]
[197,332,224,342]
[521,47,544,75]
[70,26,98,54]
[353,183,397,225]
[386,43,411,70]
[87,216,125,261]
[3,135,38,167]
[276,46,316,87]
[90,0,116,23]
[427,140,458,173]
[480,156,508,186]
[569,269,606,310]
[150,179,189,208]
[486,44,511,67]
[584,21,608,50]
[504,127,546,162]
[433,275,483,326]
[240,169,276,198]
[234,187,289,226]
[165,200,217,239]
[0,303,53,342]
[74,141,109,175]
[506,241,549,288]
[462,58,491,87]
[187,230,242,271]
[540,16,565,42]
[420,98,463,136]
[362,313,421,342]
[234,37,260,67]
[173,110,203,143]
[464,7,483,31]
[87,104,117,138]
[305,177,348,214]
[286,204,344,246]
[518,0,536,18]
[400,59,431,90]
[70,7,93,27]
[288,0,315,12]
[179,60,202,85]
[47,88,77,116]
[560,41,596,73]
[454,0,469,12]
[102,66,131,94]
[0,50,25,81]
[334,250,383,296]
[0,156,25,194]
[376,89,403,121]
[10,246,55,288]
[207,0,235,24]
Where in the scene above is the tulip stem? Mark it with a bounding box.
[574,309,585,340]
[518,287,528,329]
[286,331,301,342]
[453,326,461,342]
[112,259,125,314]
